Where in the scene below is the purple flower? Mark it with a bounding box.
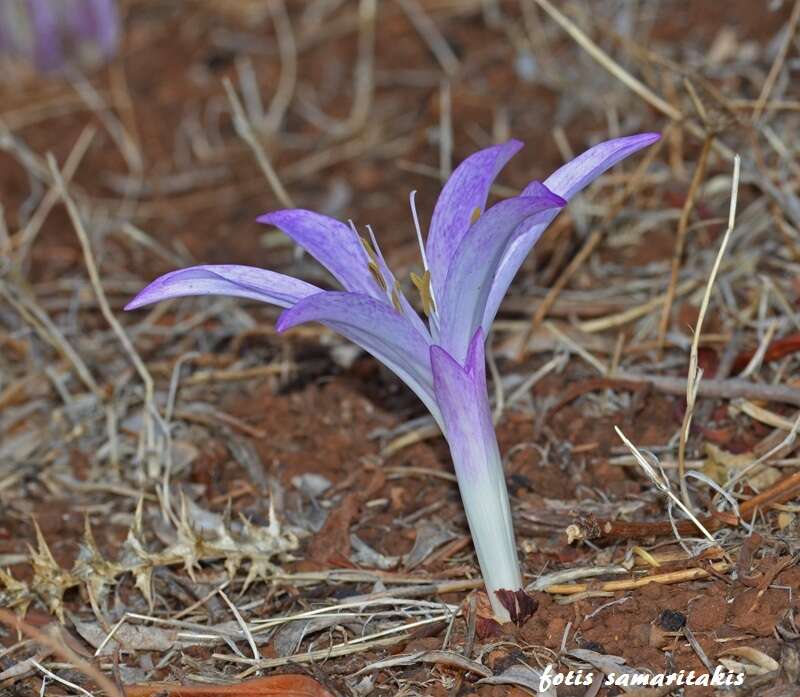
[0,0,119,72]
[127,132,659,620]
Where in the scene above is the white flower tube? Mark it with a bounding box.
[430,329,528,622]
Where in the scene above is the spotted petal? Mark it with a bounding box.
[124,265,320,310]
[481,132,660,333]
[438,185,566,363]
[426,140,523,301]
[277,291,440,424]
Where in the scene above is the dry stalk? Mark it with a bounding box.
[296,0,376,137]
[543,562,731,595]
[47,154,160,481]
[655,135,713,356]
[262,0,297,134]
[533,0,734,161]
[222,78,294,208]
[0,608,122,697]
[13,124,96,266]
[615,426,718,547]
[67,67,143,175]
[751,0,800,122]
[396,0,460,77]
[678,155,740,509]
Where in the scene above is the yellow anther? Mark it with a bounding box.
[391,281,403,313]
[470,206,481,224]
[368,260,388,291]
[359,235,379,264]
[410,269,436,316]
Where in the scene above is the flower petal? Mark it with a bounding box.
[430,330,521,617]
[124,265,321,310]
[541,132,660,200]
[277,291,439,423]
[481,132,660,333]
[28,0,63,71]
[258,209,379,298]
[74,0,119,56]
[426,140,523,300]
[438,185,566,362]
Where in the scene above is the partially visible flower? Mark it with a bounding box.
[0,0,118,72]
[127,132,659,621]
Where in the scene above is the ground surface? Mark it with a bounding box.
[2,1,800,696]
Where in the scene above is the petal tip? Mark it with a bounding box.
[638,132,661,144]
[256,212,277,225]
[429,344,449,363]
[430,344,463,378]
[124,286,155,311]
[275,312,292,333]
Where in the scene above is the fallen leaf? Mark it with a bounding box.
[478,663,556,696]
[719,646,780,672]
[308,493,360,565]
[126,675,335,697]
[403,521,456,570]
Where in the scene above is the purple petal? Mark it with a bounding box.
[541,132,660,200]
[438,186,566,362]
[463,326,486,386]
[71,0,119,56]
[426,140,523,300]
[258,209,380,298]
[27,0,63,71]
[277,291,439,422]
[430,331,521,610]
[481,132,660,332]
[124,265,321,310]
[430,331,493,478]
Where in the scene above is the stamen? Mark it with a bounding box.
[366,224,381,259]
[409,191,429,271]
[360,236,379,264]
[410,269,436,316]
[470,206,481,224]
[391,281,403,313]
[368,261,388,291]
[349,219,377,263]
[350,219,389,292]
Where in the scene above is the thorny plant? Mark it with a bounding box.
[0,495,298,622]
[127,133,659,621]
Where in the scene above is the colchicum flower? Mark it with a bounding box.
[127,132,659,622]
[0,0,118,72]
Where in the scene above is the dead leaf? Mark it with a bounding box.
[403,521,456,570]
[308,493,360,565]
[777,511,794,530]
[719,646,780,672]
[704,443,782,489]
[478,663,556,696]
[473,590,502,639]
[351,650,491,678]
[126,675,335,697]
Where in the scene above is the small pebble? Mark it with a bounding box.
[659,609,686,631]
